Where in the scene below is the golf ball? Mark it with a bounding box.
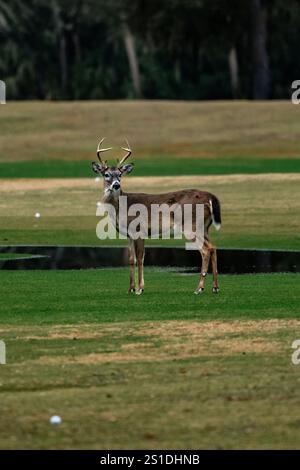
[35,212,41,218]
[50,415,62,426]
[95,177,100,183]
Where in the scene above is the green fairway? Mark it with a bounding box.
[1,156,300,178]
[0,269,299,325]
[0,101,299,250]
[1,173,299,250]
[0,269,300,449]
[0,101,300,178]
[1,100,299,449]
[1,229,299,250]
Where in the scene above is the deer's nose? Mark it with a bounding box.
[112,181,120,190]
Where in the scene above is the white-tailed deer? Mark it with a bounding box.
[92,139,221,295]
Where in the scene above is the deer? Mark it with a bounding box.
[92,138,221,295]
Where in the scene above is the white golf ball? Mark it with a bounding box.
[35,212,41,218]
[96,201,101,207]
[95,177,100,183]
[50,415,62,426]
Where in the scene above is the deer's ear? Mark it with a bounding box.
[120,163,134,175]
[92,162,104,174]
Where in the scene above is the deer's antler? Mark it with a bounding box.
[97,138,112,166]
[118,139,132,167]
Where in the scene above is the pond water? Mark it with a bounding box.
[0,246,299,273]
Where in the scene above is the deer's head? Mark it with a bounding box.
[92,138,134,196]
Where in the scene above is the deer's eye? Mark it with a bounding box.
[104,172,110,178]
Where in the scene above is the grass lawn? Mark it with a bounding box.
[0,269,300,449]
[0,174,299,250]
[1,101,300,449]
[1,156,300,178]
[0,269,299,324]
[0,101,299,249]
[0,101,300,177]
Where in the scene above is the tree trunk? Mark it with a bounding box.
[52,0,68,96]
[121,21,142,99]
[59,33,68,92]
[228,46,239,99]
[73,32,81,63]
[251,0,270,99]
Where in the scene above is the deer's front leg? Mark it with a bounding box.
[134,238,145,295]
[128,238,136,293]
[211,247,219,293]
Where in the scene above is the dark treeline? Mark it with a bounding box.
[0,0,299,100]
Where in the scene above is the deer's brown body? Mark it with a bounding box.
[92,139,221,295]
[124,189,216,207]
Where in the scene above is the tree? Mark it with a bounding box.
[52,0,68,96]
[120,14,142,98]
[251,0,271,99]
[0,0,298,100]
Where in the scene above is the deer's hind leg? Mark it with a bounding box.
[211,247,219,293]
[194,236,219,294]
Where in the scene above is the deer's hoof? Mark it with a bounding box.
[194,288,204,295]
[212,287,219,294]
[128,288,135,294]
[135,288,144,295]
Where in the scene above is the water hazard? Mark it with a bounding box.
[0,246,299,273]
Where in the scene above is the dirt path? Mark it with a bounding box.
[1,173,300,192]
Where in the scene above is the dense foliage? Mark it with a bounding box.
[0,0,299,100]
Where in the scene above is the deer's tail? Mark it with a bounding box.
[209,196,221,231]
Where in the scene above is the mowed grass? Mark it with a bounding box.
[1,156,300,178]
[1,101,300,449]
[0,101,299,249]
[0,269,300,449]
[0,101,300,177]
[1,173,299,249]
[0,269,299,324]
